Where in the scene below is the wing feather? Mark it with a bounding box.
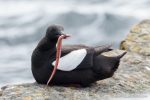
[52,49,87,71]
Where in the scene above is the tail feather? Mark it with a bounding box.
[115,52,127,59]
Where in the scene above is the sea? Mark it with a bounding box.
[0,0,150,93]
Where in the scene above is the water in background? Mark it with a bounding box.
[0,0,150,86]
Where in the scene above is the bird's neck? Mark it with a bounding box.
[36,37,57,52]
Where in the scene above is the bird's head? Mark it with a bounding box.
[46,25,70,42]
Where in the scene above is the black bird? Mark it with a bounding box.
[31,25,126,87]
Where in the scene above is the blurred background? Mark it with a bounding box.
[0,0,150,86]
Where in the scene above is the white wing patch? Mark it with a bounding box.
[52,49,87,71]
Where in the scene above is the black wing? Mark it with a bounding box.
[61,44,112,56]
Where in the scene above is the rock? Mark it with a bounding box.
[0,20,150,100]
[120,20,150,56]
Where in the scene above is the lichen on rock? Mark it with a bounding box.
[120,20,150,56]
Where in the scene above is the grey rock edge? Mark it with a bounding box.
[0,20,150,100]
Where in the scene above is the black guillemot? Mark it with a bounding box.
[31,25,126,87]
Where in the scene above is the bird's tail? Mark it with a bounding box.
[93,52,127,80]
[115,52,127,59]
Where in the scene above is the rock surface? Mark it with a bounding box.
[0,20,150,100]
[120,20,150,56]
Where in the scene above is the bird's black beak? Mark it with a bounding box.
[62,34,70,39]
[60,32,70,39]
